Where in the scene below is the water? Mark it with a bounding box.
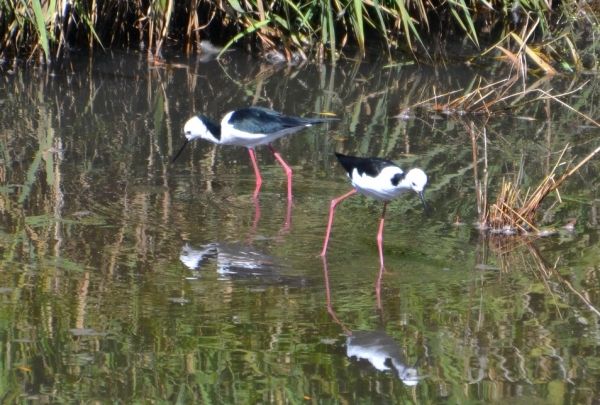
[0,50,599,404]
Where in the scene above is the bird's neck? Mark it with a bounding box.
[203,119,222,142]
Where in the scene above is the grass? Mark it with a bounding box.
[0,0,598,66]
[482,143,600,234]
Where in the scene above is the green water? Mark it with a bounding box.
[0,51,598,404]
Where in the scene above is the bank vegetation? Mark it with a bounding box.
[0,0,598,68]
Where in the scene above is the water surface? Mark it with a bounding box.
[0,50,599,403]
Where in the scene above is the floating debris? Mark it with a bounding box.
[453,215,466,227]
[393,108,414,120]
[536,229,556,237]
[167,297,189,304]
[474,264,501,271]
[69,328,109,336]
[262,49,307,65]
[502,226,517,236]
[564,219,577,231]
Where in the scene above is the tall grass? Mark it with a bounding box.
[0,0,596,65]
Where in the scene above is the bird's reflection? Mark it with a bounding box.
[197,41,224,63]
[247,196,293,243]
[180,242,306,286]
[346,331,427,386]
[322,257,430,386]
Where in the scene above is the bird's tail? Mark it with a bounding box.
[308,117,340,124]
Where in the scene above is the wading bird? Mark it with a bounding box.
[172,107,337,199]
[320,152,430,269]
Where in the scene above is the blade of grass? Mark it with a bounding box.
[448,0,479,48]
[27,0,50,63]
[281,0,315,34]
[393,0,425,54]
[217,19,270,58]
[510,33,557,74]
[325,0,336,62]
[352,0,364,55]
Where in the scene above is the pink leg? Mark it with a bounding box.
[376,263,384,310]
[275,197,293,236]
[282,197,292,233]
[248,149,263,198]
[377,201,389,270]
[246,197,261,244]
[322,256,351,335]
[268,144,292,200]
[319,189,357,257]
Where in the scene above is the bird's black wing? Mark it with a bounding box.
[334,152,400,178]
[229,107,336,134]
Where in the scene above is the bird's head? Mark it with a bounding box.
[172,115,221,163]
[405,169,427,193]
[184,115,221,143]
[404,169,430,218]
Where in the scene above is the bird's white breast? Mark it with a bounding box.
[346,344,391,371]
[350,166,408,201]
[219,112,266,147]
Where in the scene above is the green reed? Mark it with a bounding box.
[1,0,596,65]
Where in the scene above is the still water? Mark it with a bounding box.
[0,50,599,403]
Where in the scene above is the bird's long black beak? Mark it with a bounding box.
[419,192,431,218]
[171,139,189,163]
[412,354,424,369]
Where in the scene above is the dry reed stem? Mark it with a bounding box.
[437,76,585,116]
[535,86,600,128]
[488,141,599,232]
[501,202,539,232]
[493,205,529,232]
[550,145,600,191]
[550,267,600,317]
[528,242,600,317]
[491,236,600,318]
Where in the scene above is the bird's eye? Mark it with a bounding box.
[412,182,417,187]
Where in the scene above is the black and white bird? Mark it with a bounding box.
[179,243,306,287]
[172,107,337,199]
[346,330,429,386]
[320,152,430,268]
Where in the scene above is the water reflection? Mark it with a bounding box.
[322,257,430,386]
[0,50,599,403]
[250,196,293,237]
[346,331,429,386]
[179,242,306,286]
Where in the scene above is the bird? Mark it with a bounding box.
[321,256,430,386]
[346,330,429,385]
[320,152,430,269]
[172,106,337,199]
[179,243,306,287]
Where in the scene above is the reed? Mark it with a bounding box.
[484,143,600,234]
[0,0,595,64]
